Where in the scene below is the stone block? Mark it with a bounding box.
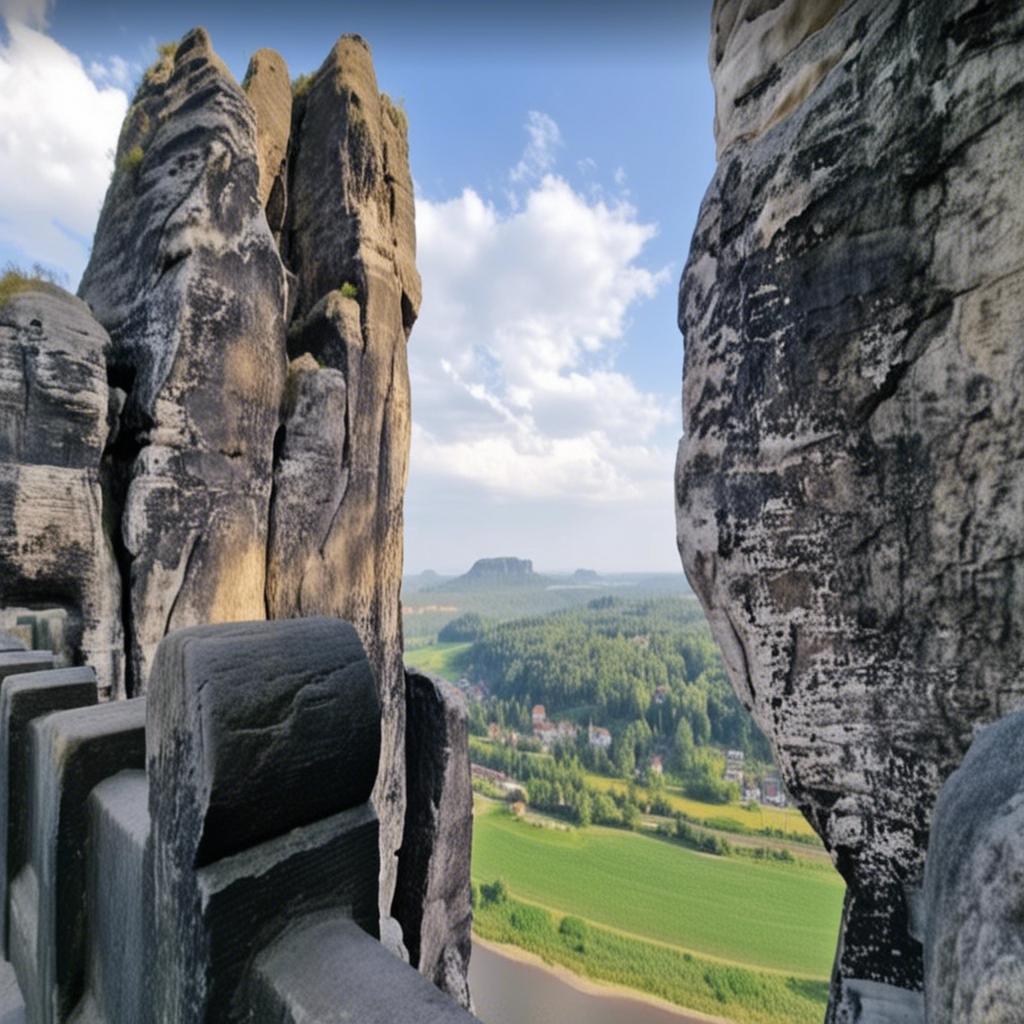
[248,913,479,1023]
[393,672,473,1006]
[147,617,379,864]
[153,804,379,1023]
[9,700,145,1024]
[146,617,382,1023]
[0,668,97,956]
[0,639,22,655]
[0,654,53,685]
[68,771,148,1024]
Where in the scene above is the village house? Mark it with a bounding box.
[653,686,669,705]
[535,724,559,750]
[724,749,745,784]
[762,772,786,806]
[588,724,612,749]
[487,722,501,741]
[531,704,546,727]
[649,754,664,776]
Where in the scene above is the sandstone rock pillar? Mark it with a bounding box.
[676,1,1024,1018]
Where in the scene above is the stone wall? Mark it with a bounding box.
[0,619,479,1024]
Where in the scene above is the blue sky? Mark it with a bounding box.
[0,0,716,574]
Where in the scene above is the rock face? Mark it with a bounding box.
[243,48,293,240]
[79,28,287,693]
[923,711,1024,1022]
[0,26,472,1002]
[0,286,123,696]
[266,34,421,923]
[393,672,473,1009]
[676,1,1024,1018]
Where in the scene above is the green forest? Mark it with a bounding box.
[452,596,773,768]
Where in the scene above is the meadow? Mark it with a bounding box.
[403,641,471,681]
[471,799,843,977]
[474,895,831,1024]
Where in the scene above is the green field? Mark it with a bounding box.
[474,896,830,1024]
[472,800,843,977]
[403,641,471,681]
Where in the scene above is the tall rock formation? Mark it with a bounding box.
[676,1,1024,1019]
[265,34,421,921]
[0,286,123,695]
[79,28,287,693]
[0,26,471,1001]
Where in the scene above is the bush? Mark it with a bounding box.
[480,878,509,905]
[339,281,358,299]
[118,145,145,176]
[292,72,313,97]
[509,904,552,936]
[0,263,60,310]
[559,915,589,952]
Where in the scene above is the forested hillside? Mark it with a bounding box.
[463,597,773,764]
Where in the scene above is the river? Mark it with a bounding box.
[469,939,716,1024]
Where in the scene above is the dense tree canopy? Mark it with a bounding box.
[467,597,772,762]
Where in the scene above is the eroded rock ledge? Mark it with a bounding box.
[0,26,466,1003]
[677,1,1024,1019]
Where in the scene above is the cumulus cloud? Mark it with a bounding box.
[412,142,673,505]
[0,18,127,282]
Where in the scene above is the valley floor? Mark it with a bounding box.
[471,798,842,1024]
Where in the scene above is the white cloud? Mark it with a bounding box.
[510,110,562,183]
[412,162,673,506]
[0,18,127,282]
[0,0,49,29]
[88,54,137,89]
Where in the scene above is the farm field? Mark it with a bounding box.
[402,641,471,681]
[471,799,843,978]
[584,770,819,840]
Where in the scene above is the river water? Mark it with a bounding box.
[469,941,710,1024]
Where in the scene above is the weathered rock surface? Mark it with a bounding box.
[146,618,381,1022]
[676,1,1024,1018]
[393,672,473,1009]
[0,287,123,696]
[923,711,1024,1023]
[0,24,470,1005]
[243,48,293,238]
[79,28,287,692]
[269,34,421,924]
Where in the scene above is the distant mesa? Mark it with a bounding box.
[571,569,601,582]
[442,557,548,589]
